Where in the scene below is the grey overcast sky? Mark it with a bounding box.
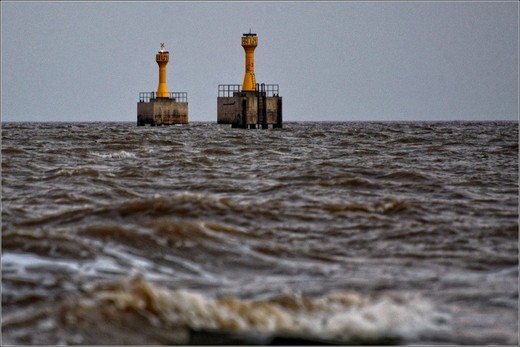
[1,1,518,122]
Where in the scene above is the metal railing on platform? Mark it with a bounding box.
[217,84,280,97]
[257,83,279,97]
[139,92,188,103]
[218,85,242,97]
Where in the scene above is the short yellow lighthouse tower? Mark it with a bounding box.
[217,32,283,129]
[137,43,188,126]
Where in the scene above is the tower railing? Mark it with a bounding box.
[139,92,188,103]
[218,85,242,97]
[217,84,280,97]
[257,83,279,97]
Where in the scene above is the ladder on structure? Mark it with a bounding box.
[257,83,268,129]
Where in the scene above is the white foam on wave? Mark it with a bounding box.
[89,151,136,159]
[79,278,451,343]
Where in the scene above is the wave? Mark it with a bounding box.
[53,277,450,344]
[89,150,136,159]
[388,136,424,144]
[2,147,26,155]
[79,220,243,247]
[201,148,236,156]
[114,193,227,217]
[319,176,377,188]
[10,193,248,230]
[2,231,95,260]
[378,170,430,181]
[107,193,285,224]
[324,199,419,214]
[47,167,100,178]
[78,215,260,259]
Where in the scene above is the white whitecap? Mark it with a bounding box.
[89,151,136,159]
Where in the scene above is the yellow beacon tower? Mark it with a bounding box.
[241,32,257,92]
[156,44,170,98]
[217,32,283,129]
[137,43,188,126]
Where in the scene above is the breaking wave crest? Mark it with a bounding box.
[57,277,450,344]
[89,150,136,159]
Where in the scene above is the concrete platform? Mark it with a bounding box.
[137,93,188,126]
[217,86,282,129]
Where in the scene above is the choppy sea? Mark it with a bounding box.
[1,121,518,344]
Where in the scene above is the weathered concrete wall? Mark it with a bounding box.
[137,99,188,125]
[246,94,258,125]
[266,96,280,125]
[137,102,154,124]
[217,97,241,124]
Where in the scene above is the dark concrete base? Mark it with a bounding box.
[217,91,282,129]
[137,98,188,126]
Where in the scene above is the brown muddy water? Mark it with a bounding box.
[1,121,518,345]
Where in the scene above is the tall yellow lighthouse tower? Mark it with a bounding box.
[217,32,282,129]
[156,43,169,98]
[241,32,257,92]
[137,43,188,126]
